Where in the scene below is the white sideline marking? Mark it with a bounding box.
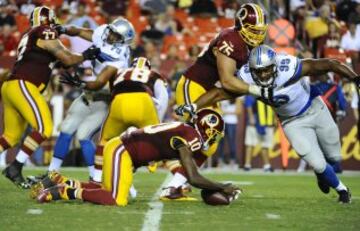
[223,181,254,186]
[141,174,172,231]
[266,213,281,219]
[26,209,43,215]
[252,194,264,198]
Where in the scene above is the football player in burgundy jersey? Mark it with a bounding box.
[162,3,269,200]
[61,57,168,183]
[35,109,240,206]
[0,6,100,188]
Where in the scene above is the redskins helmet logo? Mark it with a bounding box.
[200,114,219,128]
[238,8,248,21]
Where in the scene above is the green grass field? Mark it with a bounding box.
[0,168,359,231]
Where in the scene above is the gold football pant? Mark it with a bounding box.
[0,80,52,155]
[94,92,159,180]
[102,137,133,206]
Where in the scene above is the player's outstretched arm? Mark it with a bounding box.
[178,145,236,192]
[84,66,118,90]
[301,58,358,81]
[38,39,99,66]
[55,25,93,41]
[195,88,236,109]
[217,52,266,97]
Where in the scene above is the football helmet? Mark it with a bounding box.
[235,3,268,47]
[102,17,135,46]
[131,57,151,70]
[194,109,225,150]
[30,6,57,28]
[248,45,277,87]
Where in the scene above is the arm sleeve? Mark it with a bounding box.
[153,79,169,121]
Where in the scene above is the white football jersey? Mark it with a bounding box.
[238,54,316,117]
[91,25,130,76]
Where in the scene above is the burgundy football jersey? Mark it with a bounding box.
[9,25,58,89]
[110,68,167,97]
[184,28,249,90]
[121,122,203,168]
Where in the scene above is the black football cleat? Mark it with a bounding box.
[2,164,31,189]
[338,188,351,204]
[317,179,330,194]
[27,172,48,185]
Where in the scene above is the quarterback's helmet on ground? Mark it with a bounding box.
[194,109,225,150]
[102,17,135,46]
[235,3,268,47]
[131,57,151,70]
[30,6,57,27]
[248,44,277,87]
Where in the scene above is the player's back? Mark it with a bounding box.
[184,27,249,90]
[9,25,58,90]
[111,67,165,97]
[121,122,202,168]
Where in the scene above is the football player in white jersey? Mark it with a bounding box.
[46,18,134,179]
[177,45,360,203]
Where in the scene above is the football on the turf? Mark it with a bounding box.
[201,189,230,206]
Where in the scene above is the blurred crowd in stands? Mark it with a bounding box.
[0,0,359,170]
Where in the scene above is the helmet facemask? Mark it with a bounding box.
[250,64,277,87]
[102,18,135,47]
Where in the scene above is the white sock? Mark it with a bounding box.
[336,181,347,191]
[16,150,29,164]
[48,157,63,171]
[129,185,137,199]
[263,164,271,169]
[0,151,7,166]
[88,165,95,178]
[93,169,102,183]
[166,172,187,188]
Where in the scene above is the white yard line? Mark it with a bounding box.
[141,174,172,231]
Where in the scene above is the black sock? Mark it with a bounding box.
[66,188,76,200]
[12,160,24,169]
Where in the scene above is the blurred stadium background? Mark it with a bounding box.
[0,0,359,171]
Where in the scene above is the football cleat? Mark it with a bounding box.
[30,171,72,199]
[338,188,351,204]
[37,184,70,203]
[2,164,31,189]
[317,179,330,194]
[159,187,197,201]
[26,172,48,185]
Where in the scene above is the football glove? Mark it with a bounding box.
[82,46,100,60]
[60,71,86,88]
[53,24,66,35]
[175,103,197,117]
[248,84,274,101]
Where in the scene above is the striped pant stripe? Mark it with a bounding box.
[111,144,125,199]
[19,80,44,133]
